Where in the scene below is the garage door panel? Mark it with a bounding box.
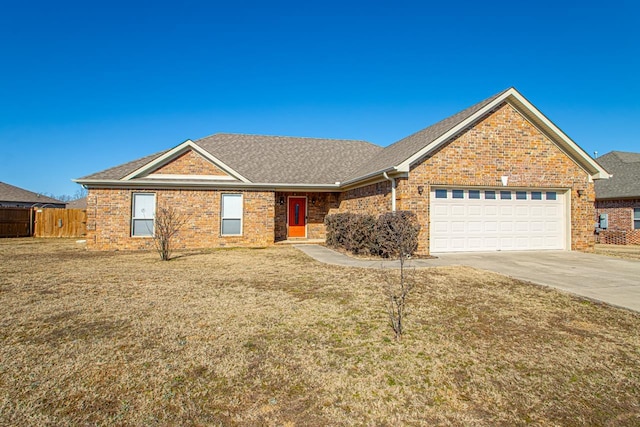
[484,206,498,216]
[430,188,566,253]
[451,205,465,216]
[451,221,465,232]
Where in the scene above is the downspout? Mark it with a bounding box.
[382,172,396,212]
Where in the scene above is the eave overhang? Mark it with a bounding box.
[394,88,610,181]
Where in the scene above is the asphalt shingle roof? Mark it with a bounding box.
[195,134,382,184]
[79,150,170,180]
[0,181,64,204]
[345,88,511,181]
[80,134,383,185]
[78,88,544,187]
[595,151,640,199]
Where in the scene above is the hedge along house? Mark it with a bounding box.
[75,88,610,254]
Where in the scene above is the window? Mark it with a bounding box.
[485,191,496,199]
[531,192,542,200]
[500,191,512,200]
[516,191,527,200]
[131,193,155,237]
[546,192,557,200]
[469,190,480,199]
[221,194,243,235]
[452,189,464,199]
[435,189,447,199]
[634,208,640,230]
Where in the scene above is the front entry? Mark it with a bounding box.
[288,197,307,238]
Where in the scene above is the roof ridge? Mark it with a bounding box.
[196,132,376,145]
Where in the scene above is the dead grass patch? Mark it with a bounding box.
[1,238,639,425]
[595,243,640,261]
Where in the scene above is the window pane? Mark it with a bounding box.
[634,208,640,220]
[516,191,527,200]
[485,191,496,199]
[500,191,511,200]
[531,192,542,200]
[133,219,154,236]
[222,194,242,218]
[546,192,557,200]
[469,190,480,199]
[435,189,447,199]
[222,219,241,235]
[133,193,155,218]
[452,190,464,199]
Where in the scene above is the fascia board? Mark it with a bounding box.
[395,88,610,181]
[339,166,398,187]
[73,178,340,191]
[396,89,515,172]
[121,140,251,183]
[507,93,611,179]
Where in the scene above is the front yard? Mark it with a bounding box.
[1,239,639,425]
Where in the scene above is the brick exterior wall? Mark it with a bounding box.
[274,192,340,241]
[86,188,274,250]
[151,150,230,176]
[595,199,640,245]
[336,181,392,215]
[87,104,597,254]
[334,103,595,255]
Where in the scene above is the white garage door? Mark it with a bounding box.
[430,188,567,253]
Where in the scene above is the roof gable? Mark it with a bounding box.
[344,87,609,184]
[595,151,640,199]
[75,88,608,189]
[122,140,249,182]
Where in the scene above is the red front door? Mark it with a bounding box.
[288,197,306,238]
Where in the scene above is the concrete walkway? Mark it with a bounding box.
[294,245,640,312]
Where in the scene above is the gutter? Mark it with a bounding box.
[382,172,396,212]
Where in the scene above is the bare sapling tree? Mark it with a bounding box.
[153,206,190,261]
[377,211,421,340]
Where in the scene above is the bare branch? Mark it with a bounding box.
[153,206,189,261]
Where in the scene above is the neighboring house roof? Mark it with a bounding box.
[76,87,609,189]
[66,197,87,209]
[0,181,65,205]
[594,151,640,199]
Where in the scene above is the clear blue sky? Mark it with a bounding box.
[1,0,638,197]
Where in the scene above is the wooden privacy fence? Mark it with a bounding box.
[34,208,87,238]
[0,208,33,237]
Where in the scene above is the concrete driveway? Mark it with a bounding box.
[295,245,640,312]
[428,251,640,312]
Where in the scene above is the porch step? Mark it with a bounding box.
[275,239,326,245]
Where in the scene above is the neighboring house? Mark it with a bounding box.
[0,181,66,208]
[75,87,609,255]
[594,151,640,245]
[66,197,87,209]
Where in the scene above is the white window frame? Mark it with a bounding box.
[634,208,640,230]
[131,193,156,237]
[221,193,243,236]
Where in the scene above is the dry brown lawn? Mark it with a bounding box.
[1,239,640,426]
[595,243,640,261]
